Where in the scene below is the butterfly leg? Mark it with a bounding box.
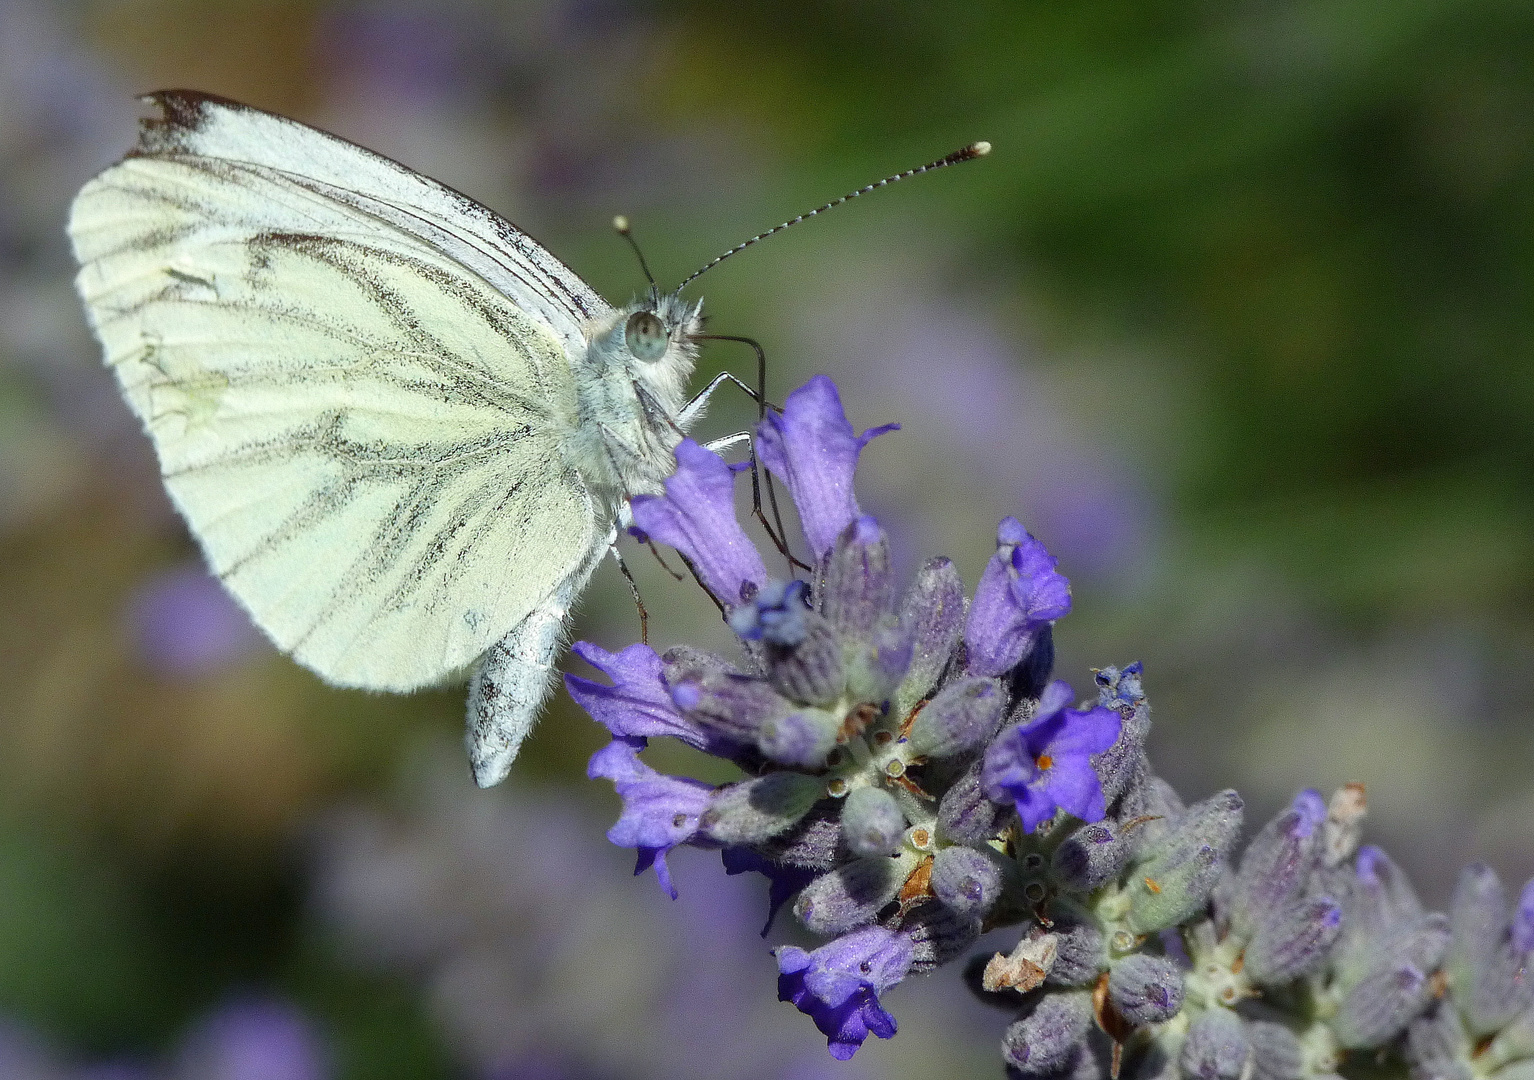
[607,542,649,644]
[464,551,602,788]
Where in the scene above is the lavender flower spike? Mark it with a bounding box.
[757,374,898,558]
[965,518,1072,677]
[1516,877,1534,954]
[630,439,767,606]
[775,926,914,1060]
[587,739,712,899]
[982,680,1122,833]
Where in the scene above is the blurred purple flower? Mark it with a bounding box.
[1515,878,1534,955]
[172,997,328,1080]
[982,680,1122,833]
[126,563,264,677]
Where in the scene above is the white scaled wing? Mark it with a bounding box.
[69,91,615,693]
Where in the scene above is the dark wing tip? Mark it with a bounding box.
[131,89,248,156]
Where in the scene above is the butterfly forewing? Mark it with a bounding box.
[69,95,609,692]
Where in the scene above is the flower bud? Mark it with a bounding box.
[1333,846,1427,982]
[727,578,811,645]
[1118,773,1185,854]
[664,659,790,741]
[1126,790,1243,934]
[936,760,1004,846]
[895,900,982,974]
[1106,953,1184,1026]
[1448,863,1530,1036]
[1091,695,1149,809]
[1243,897,1343,986]
[756,708,840,769]
[1406,1003,1473,1080]
[698,772,824,845]
[841,786,907,857]
[1052,819,1135,892]
[1246,1020,1305,1080]
[892,557,966,718]
[1230,790,1327,939]
[1001,990,1094,1077]
[764,610,845,706]
[843,615,911,705]
[794,856,905,936]
[1334,913,1450,1049]
[1180,1009,1252,1080]
[1046,908,1108,987]
[822,516,894,641]
[905,676,1006,759]
[931,845,1005,918]
[755,801,843,870]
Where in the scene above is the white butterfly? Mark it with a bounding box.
[68,90,730,787]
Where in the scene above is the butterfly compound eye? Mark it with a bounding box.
[624,310,669,362]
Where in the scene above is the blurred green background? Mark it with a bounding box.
[1,0,1531,1076]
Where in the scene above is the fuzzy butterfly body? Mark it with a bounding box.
[69,91,704,786]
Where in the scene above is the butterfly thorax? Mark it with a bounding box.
[564,292,703,507]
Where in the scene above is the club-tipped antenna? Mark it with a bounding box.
[675,140,991,291]
[613,215,659,294]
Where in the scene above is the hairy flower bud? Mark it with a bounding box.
[843,615,912,705]
[1447,863,1531,1036]
[936,760,1003,846]
[1180,1009,1252,1080]
[1230,790,1327,939]
[1002,990,1094,1076]
[766,611,845,707]
[1126,790,1243,934]
[892,557,966,718]
[1481,1007,1534,1073]
[1406,1003,1474,1080]
[822,516,894,641]
[757,709,840,769]
[698,772,825,845]
[1246,1020,1305,1080]
[1106,953,1184,1025]
[1052,819,1135,892]
[665,659,791,741]
[931,845,1005,919]
[1244,897,1343,985]
[1334,913,1450,1049]
[905,676,1006,759]
[841,786,907,857]
[1046,909,1108,987]
[894,900,983,974]
[794,856,906,936]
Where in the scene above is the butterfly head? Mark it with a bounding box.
[614,290,703,420]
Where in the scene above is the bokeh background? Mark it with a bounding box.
[2,0,1532,1076]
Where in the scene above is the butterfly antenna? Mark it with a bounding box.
[675,141,991,291]
[613,215,660,300]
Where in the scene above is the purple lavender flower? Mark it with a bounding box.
[585,740,712,899]
[126,563,265,677]
[756,375,896,559]
[172,997,328,1080]
[981,680,1122,833]
[964,518,1072,678]
[775,927,913,1060]
[629,438,767,606]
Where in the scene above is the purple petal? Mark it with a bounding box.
[629,439,766,605]
[127,563,265,677]
[173,997,328,1080]
[964,520,1071,678]
[587,740,712,897]
[774,927,911,1059]
[565,641,733,755]
[757,376,896,558]
[722,847,818,937]
[1037,704,1122,758]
